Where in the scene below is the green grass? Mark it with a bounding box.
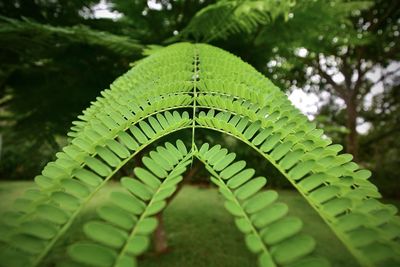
[1,181,399,267]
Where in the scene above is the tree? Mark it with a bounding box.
[359,79,400,198]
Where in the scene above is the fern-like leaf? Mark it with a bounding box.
[196,143,330,267]
[0,43,398,267]
[66,140,192,267]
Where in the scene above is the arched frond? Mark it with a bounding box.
[0,43,398,267]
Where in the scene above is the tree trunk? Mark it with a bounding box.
[152,161,202,253]
[345,98,358,161]
[153,213,169,254]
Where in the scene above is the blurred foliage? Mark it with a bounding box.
[0,0,399,198]
[174,0,294,42]
[359,81,400,198]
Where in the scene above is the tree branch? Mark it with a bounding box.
[315,58,348,99]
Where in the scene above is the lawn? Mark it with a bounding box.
[1,181,399,267]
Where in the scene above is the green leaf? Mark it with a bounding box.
[13,198,32,213]
[258,252,276,267]
[145,200,166,216]
[129,126,148,144]
[71,138,93,154]
[148,116,163,133]
[322,198,352,217]
[199,143,210,155]
[309,185,339,204]
[118,131,139,150]
[142,156,168,178]
[11,234,46,254]
[97,205,136,230]
[139,121,156,138]
[110,191,145,215]
[288,160,315,180]
[251,203,289,228]
[134,168,162,189]
[61,179,90,198]
[51,192,80,210]
[153,186,176,202]
[176,139,188,156]
[347,228,378,247]
[270,141,293,161]
[121,177,154,201]
[235,218,253,234]
[166,142,184,160]
[227,168,255,189]
[115,255,137,267]
[243,190,278,214]
[262,217,303,245]
[260,133,281,152]
[279,149,303,170]
[220,161,247,179]
[156,113,170,130]
[228,114,241,126]
[243,121,261,139]
[84,221,127,248]
[35,175,56,189]
[149,151,172,171]
[36,204,69,225]
[96,146,121,167]
[125,235,150,255]
[214,153,236,171]
[336,213,367,232]
[209,148,228,166]
[20,221,58,240]
[98,115,119,130]
[73,169,103,186]
[224,200,244,217]
[204,144,222,160]
[68,242,117,267]
[252,127,273,146]
[245,234,264,253]
[297,173,326,192]
[106,139,130,159]
[157,146,179,166]
[236,117,249,133]
[354,169,372,180]
[271,234,316,265]
[42,163,68,179]
[234,177,267,200]
[135,217,158,235]
[84,157,112,177]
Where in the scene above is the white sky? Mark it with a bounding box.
[92,0,122,19]
[93,0,161,19]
